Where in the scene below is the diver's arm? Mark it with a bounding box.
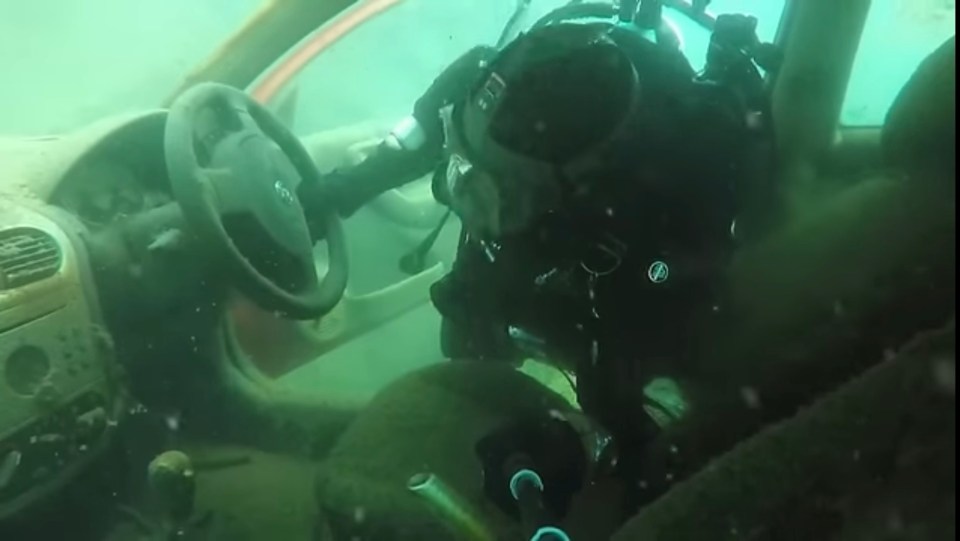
[298,142,439,223]
[298,45,496,236]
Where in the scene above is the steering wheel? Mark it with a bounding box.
[164,82,347,320]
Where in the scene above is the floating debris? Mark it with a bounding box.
[0,450,22,490]
[147,228,184,252]
[534,268,559,287]
[932,358,955,395]
[740,386,762,409]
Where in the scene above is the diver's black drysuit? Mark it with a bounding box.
[298,18,774,517]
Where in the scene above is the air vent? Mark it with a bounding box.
[0,228,62,290]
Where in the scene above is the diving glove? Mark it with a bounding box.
[409,45,497,153]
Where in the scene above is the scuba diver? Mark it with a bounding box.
[297,0,777,527]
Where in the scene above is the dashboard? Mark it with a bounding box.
[48,118,173,230]
[51,159,171,228]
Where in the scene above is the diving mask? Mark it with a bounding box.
[435,104,562,239]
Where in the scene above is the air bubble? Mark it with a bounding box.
[353,506,366,523]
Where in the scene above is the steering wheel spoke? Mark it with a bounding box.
[165,82,348,319]
[297,250,321,289]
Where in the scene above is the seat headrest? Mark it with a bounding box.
[882,36,955,181]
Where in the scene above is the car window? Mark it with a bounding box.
[0,0,265,136]
[841,0,955,127]
[268,0,526,136]
[269,0,790,137]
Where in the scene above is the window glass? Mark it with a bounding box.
[271,0,790,137]
[0,0,265,135]
[841,0,955,127]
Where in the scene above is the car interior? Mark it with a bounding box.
[0,0,954,539]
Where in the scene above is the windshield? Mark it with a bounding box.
[0,0,265,136]
[257,0,788,137]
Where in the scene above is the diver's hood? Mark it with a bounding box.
[435,21,699,237]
